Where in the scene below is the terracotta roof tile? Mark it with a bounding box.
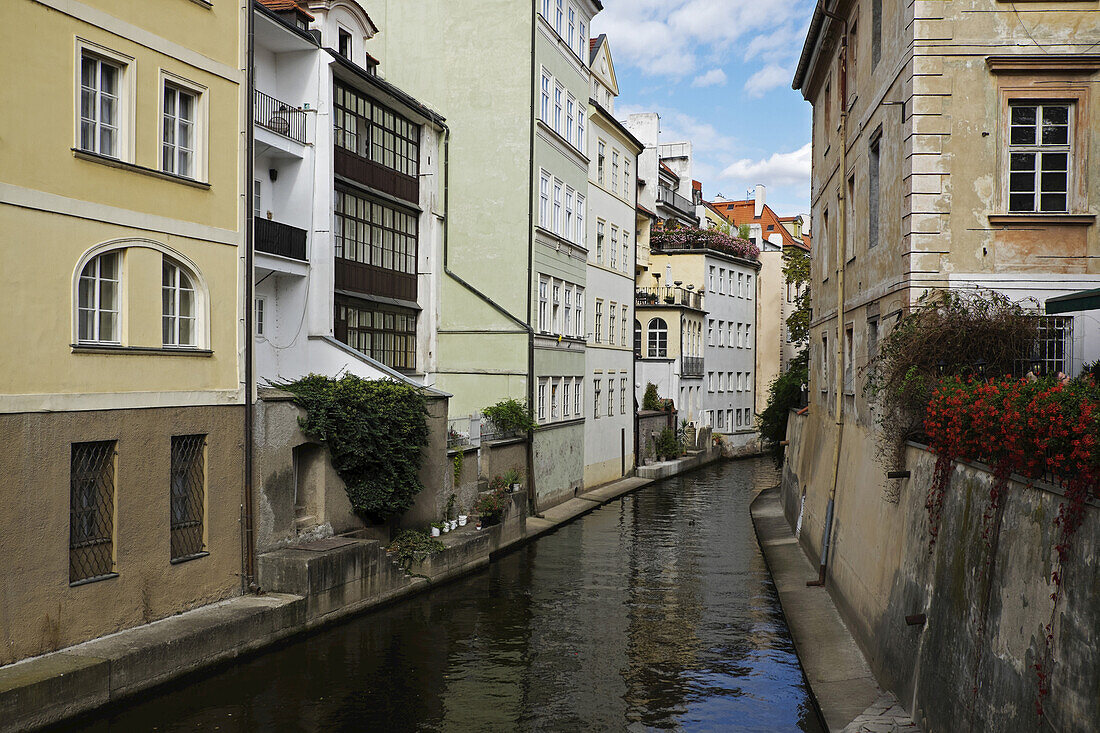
[257,0,314,20]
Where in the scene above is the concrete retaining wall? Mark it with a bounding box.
[782,409,1100,732]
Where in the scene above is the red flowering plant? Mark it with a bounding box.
[650,223,761,261]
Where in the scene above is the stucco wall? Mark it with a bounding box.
[782,409,1100,732]
[533,421,585,510]
[0,405,244,665]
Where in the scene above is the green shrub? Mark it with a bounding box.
[278,374,429,522]
[758,349,808,459]
[483,398,537,433]
[387,529,444,572]
[642,382,662,411]
[655,427,680,459]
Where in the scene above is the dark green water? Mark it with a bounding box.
[63,458,824,732]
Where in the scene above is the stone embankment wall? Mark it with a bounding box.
[782,409,1100,732]
[636,409,676,465]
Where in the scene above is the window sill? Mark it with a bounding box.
[73,149,210,189]
[70,572,119,588]
[72,344,213,356]
[170,551,209,565]
[987,213,1095,227]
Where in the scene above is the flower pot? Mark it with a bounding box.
[431,526,441,537]
[510,483,521,493]
[441,523,449,533]
[458,515,468,527]
[448,520,458,531]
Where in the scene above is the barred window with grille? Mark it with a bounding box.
[170,434,206,562]
[1029,315,1073,376]
[70,441,116,584]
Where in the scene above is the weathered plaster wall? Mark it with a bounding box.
[782,409,1100,732]
[533,421,585,510]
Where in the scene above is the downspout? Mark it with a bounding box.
[525,0,538,515]
[810,7,847,587]
[242,0,257,593]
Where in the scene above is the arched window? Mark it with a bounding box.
[633,319,642,357]
[647,318,667,358]
[162,259,197,347]
[77,252,121,343]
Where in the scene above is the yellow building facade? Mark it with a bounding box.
[0,0,245,664]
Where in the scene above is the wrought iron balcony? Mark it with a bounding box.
[254,90,307,145]
[635,285,704,311]
[255,217,307,260]
[657,185,696,218]
[682,356,704,377]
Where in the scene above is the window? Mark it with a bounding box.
[822,208,830,278]
[746,275,753,298]
[621,230,629,272]
[607,379,614,416]
[253,180,262,217]
[845,327,854,394]
[540,171,550,228]
[633,319,642,356]
[609,301,617,345]
[738,272,744,297]
[847,20,857,102]
[718,269,725,294]
[255,297,265,337]
[647,318,667,357]
[595,299,603,342]
[621,378,627,414]
[869,135,881,248]
[576,105,584,151]
[707,319,714,346]
[333,188,418,274]
[824,81,832,134]
[566,96,575,145]
[746,324,752,347]
[612,150,619,190]
[552,281,561,333]
[576,194,585,247]
[565,187,575,241]
[554,84,563,134]
[709,266,715,292]
[578,20,587,59]
[77,252,121,344]
[564,286,573,335]
[333,83,420,177]
[594,379,601,418]
[623,159,631,199]
[568,7,576,49]
[717,410,725,429]
[336,300,418,370]
[70,440,116,584]
[1031,315,1073,377]
[79,52,121,158]
[170,434,206,561]
[551,380,559,420]
[575,287,584,337]
[562,378,571,418]
[821,333,830,389]
[553,180,563,235]
[539,276,549,332]
[736,322,743,348]
[162,83,196,177]
[574,380,582,415]
[338,29,352,59]
[542,0,550,19]
[597,140,606,184]
[718,320,725,347]
[621,305,628,345]
[736,410,742,428]
[541,72,551,122]
[868,318,879,360]
[596,220,605,262]
[1008,103,1071,213]
[555,0,564,35]
[610,226,618,269]
[871,0,882,67]
[538,378,547,422]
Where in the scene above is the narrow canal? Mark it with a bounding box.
[65,458,824,732]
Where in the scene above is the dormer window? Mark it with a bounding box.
[338,29,352,59]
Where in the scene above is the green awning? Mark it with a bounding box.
[1046,288,1100,314]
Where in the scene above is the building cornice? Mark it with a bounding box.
[986,55,1100,74]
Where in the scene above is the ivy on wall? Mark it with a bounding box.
[279,374,429,522]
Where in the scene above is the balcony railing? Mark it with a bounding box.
[657,185,696,218]
[635,285,704,311]
[682,356,704,377]
[254,90,307,145]
[255,217,307,260]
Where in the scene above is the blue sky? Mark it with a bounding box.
[591,0,815,220]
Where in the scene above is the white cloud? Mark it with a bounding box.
[616,103,737,154]
[720,143,811,186]
[743,63,793,97]
[691,68,727,87]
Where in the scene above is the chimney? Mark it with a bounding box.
[754,184,766,218]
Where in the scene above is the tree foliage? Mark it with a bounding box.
[642,382,663,411]
[279,374,429,522]
[783,246,811,345]
[483,398,537,434]
[758,348,808,459]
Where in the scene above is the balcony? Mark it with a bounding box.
[255,90,307,145]
[255,217,307,260]
[635,285,704,311]
[657,185,696,219]
[682,356,704,378]
[334,147,418,204]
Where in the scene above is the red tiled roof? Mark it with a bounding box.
[692,179,702,191]
[637,203,658,219]
[705,199,810,251]
[659,161,679,180]
[590,39,598,52]
[257,0,314,20]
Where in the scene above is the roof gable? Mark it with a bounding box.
[589,34,618,97]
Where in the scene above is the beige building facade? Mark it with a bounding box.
[0,0,245,664]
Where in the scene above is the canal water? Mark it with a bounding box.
[64,458,824,732]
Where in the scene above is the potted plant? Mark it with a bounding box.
[503,468,522,493]
[458,511,468,527]
[475,482,510,527]
[430,522,442,538]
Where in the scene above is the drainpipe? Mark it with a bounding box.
[241,0,257,593]
[809,6,847,588]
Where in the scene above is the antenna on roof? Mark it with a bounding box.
[746,188,752,199]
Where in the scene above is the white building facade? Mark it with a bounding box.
[583,36,641,486]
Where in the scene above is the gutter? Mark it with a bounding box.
[526,1,538,515]
[242,0,257,593]
[792,0,834,95]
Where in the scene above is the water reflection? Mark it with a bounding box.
[60,458,823,732]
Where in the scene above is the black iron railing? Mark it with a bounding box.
[682,356,704,377]
[255,217,308,260]
[657,185,696,217]
[255,90,307,144]
[635,286,704,310]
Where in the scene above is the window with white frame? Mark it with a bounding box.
[607,379,614,416]
[1008,103,1071,213]
[609,226,618,269]
[575,194,585,246]
[718,269,725,294]
[554,84,563,135]
[621,378,627,414]
[595,300,603,343]
[552,281,561,332]
[539,276,549,332]
[162,259,197,347]
[542,0,550,20]
[575,287,584,337]
[738,272,744,297]
[746,324,752,346]
[553,179,562,235]
[609,301,617,345]
[551,380,559,420]
[564,286,572,335]
[575,103,584,150]
[162,83,197,178]
[597,140,606,184]
[253,180,262,217]
[578,19,587,58]
[593,378,601,418]
[647,318,667,357]
[718,320,725,347]
[707,319,714,346]
[562,377,571,418]
[566,96,574,145]
[737,323,743,348]
[596,220,605,262]
[540,72,551,123]
[77,251,121,344]
[746,274,753,298]
[611,150,619,190]
[539,171,550,228]
[567,6,575,48]
[621,305,627,345]
[555,0,564,34]
[708,266,715,292]
[79,51,123,158]
[255,297,266,337]
[574,379,582,415]
[621,229,629,272]
[538,378,547,422]
[623,159,631,199]
[708,372,715,392]
[565,187,575,240]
